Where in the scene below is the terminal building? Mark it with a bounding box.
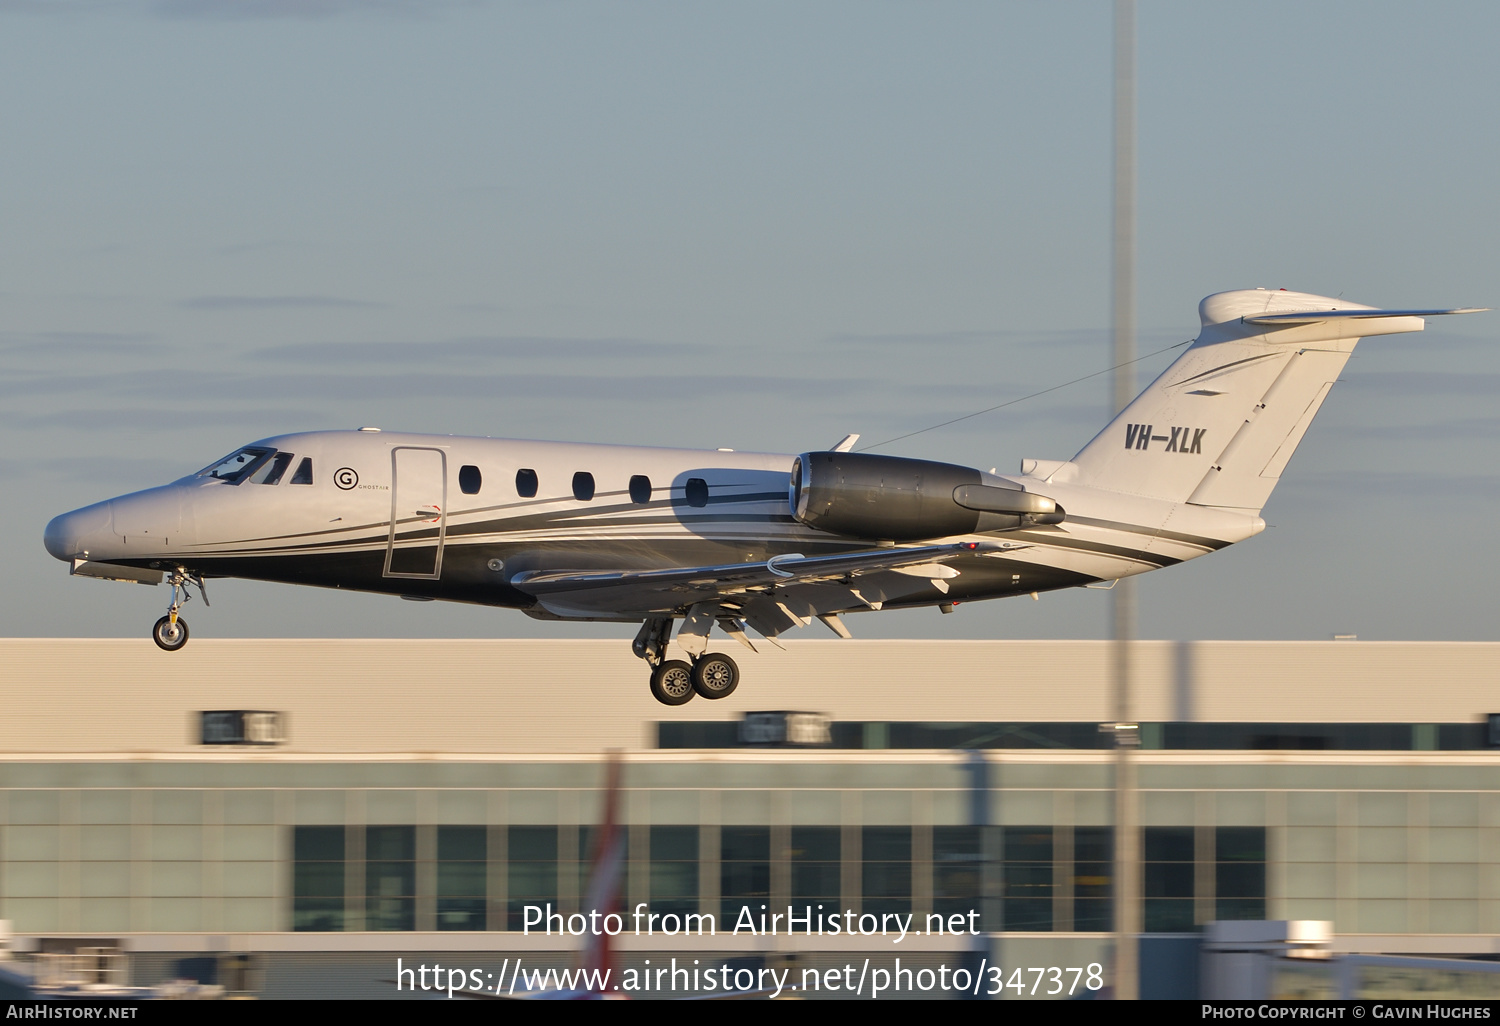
[0,637,1497,999]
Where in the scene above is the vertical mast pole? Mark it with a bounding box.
[1111,0,1141,1002]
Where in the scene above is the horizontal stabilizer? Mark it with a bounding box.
[1244,307,1486,326]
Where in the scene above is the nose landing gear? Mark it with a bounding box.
[151,570,207,653]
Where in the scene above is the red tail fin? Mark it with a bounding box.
[578,752,625,988]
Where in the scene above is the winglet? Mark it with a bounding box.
[830,433,860,452]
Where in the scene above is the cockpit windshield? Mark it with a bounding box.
[196,446,275,484]
[248,452,295,485]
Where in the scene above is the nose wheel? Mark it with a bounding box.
[153,615,189,652]
[151,569,207,653]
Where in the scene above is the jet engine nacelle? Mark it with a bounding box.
[789,451,1063,541]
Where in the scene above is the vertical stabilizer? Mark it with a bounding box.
[1067,290,1469,511]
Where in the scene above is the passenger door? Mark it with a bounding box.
[384,447,447,579]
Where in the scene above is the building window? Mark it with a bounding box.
[366,826,416,931]
[684,478,709,508]
[1073,827,1114,932]
[650,826,699,918]
[508,826,557,931]
[293,826,345,932]
[1215,827,1266,921]
[1144,826,1195,931]
[516,469,539,498]
[720,827,770,923]
[629,475,652,504]
[862,826,911,916]
[1002,826,1053,930]
[459,465,482,495]
[933,826,985,929]
[438,826,487,931]
[791,827,841,909]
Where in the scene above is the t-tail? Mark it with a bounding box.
[1066,289,1484,513]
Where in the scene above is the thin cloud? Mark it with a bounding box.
[3,407,332,432]
[1340,371,1500,397]
[0,331,160,357]
[826,329,1031,347]
[1333,417,1500,442]
[180,294,387,311]
[0,368,873,403]
[145,0,474,19]
[150,0,469,19]
[0,454,187,485]
[212,240,302,257]
[0,1,120,13]
[823,328,1185,351]
[1279,470,1500,502]
[253,335,693,364]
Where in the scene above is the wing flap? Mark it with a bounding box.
[509,540,1015,616]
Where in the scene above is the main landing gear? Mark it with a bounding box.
[648,653,740,706]
[151,569,207,653]
[635,617,741,706]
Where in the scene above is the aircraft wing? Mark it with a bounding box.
[509,540,1016,628]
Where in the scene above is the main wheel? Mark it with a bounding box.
[152,615,189,652]
[649,660,696,706]
[692,652,739,700]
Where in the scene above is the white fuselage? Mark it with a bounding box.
[44,428,1264,621]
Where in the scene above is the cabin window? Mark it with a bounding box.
[251,452,294,486]
[459,465,482,495]
[516,469,538,498]
[685,478,709,508]
[290,458,314,485]
[196,446,274,485]
[629,475,652,504]
[572,472,595,502]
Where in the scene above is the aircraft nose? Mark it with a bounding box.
[43,502,112,561]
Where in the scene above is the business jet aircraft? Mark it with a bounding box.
[44,289,1482,705]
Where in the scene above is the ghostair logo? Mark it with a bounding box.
[1125,423,1207,454]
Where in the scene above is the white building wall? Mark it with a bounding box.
[0,638,1495,755]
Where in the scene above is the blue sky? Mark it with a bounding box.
[3,1,1496,642]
